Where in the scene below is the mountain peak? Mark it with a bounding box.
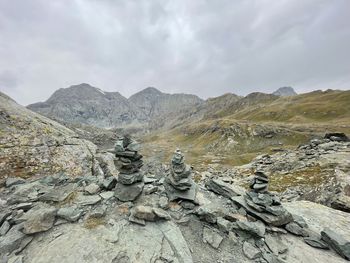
[272,87,297,97]
[135,87,163,96]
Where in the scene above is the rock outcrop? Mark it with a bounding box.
[0,91,102,180]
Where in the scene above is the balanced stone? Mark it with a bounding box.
[250,171,269,193]
[114,135,144,201]
[165,149,197,201]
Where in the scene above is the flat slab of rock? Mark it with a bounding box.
[75,194,101,206]
[24,221,193,263]
[206,179,244,198]
[0,225,26,255]
[283,201,350,262]
[84,183,100,195]
[165,182,197,202]
[114,182,144,202]
[243,241,261,259]
[22,204,57,234]
[321,228,350,260]
[202,226,223,249]
[5,177,25,188]
[57,207,82,222]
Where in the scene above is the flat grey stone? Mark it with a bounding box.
[75,194,101,206]
[0,220,10,236]
[202,226,223,249]
[321,228,350,260]
[285,222,309,237]
[99,191,115,200]
[115,182,144,202]
[0,225,26,255]
[85,183,101,195]
[102,177,117,190]
[57,207,82,222]
[243,241,262,260]
[265,235,288,255]
[8,255,23,263]
[235,220,266,238]
[165,181,197,202]
[22,204,57,234]
[5,177,25,188]
[304,235,329,249]
[89,206,107,218]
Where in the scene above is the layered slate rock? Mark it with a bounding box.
[165,149,197,202]
[114,135,144,201]
[232,171,292,226]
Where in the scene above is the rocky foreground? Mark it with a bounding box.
[1,92,350,263]
[1,155,350,262]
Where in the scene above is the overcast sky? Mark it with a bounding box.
[0,0,349,105]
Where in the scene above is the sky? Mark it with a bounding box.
[0,0,349,105]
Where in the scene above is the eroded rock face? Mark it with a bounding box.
[0,92,101,179]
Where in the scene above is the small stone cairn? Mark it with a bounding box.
[232,170,292,226]
[165,148,197,202]
[114,135,144,201]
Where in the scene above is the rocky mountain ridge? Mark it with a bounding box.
[27,84,203,128]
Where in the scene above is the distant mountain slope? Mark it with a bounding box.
[143,89,350,168]
[273,87,297,96]
[129,87,203,121]
[27,84,203,128]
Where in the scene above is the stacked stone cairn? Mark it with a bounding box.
[165,148,197,202]
[114,135,144,202]
[232,170,293,226]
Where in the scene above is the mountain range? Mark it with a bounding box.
[27,84,203,128]
[27,83,298,129]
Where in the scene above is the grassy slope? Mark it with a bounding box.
[142,90,350,170]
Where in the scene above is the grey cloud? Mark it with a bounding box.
[0,0,349,105]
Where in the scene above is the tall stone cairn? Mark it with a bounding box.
[114,135,144,201]
[165,148,197,201]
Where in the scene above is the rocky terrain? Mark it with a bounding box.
[1,90,350,263]
[1,135,350,262]
[27,84,203,128]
